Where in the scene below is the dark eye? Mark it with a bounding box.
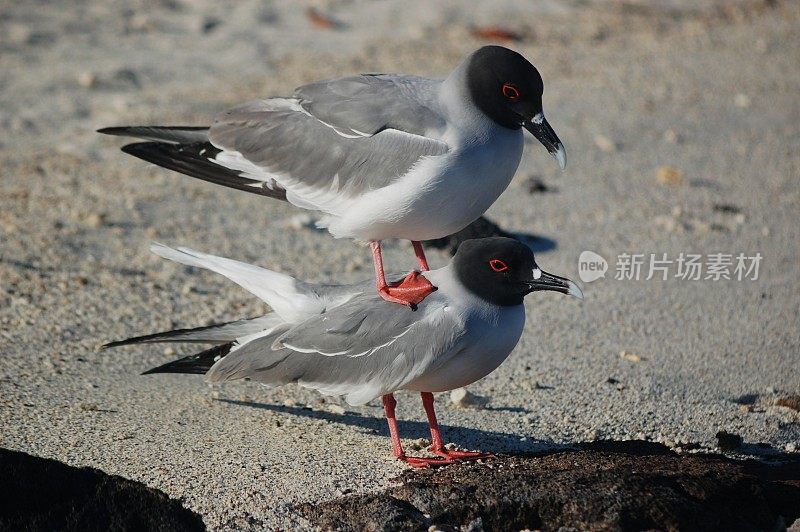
[489,259,509,272]
[502,83,521,101]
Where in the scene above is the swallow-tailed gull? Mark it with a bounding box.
[99,46,566,308]
[104,237,582,467]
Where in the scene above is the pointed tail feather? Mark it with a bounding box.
[117,141,287,200]
[142,343,233,375]
[102,315,281,349]
[150,243,322,323]
[99,125,288,199]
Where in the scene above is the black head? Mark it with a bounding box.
[452,237,582,306]
[466,46,566,169]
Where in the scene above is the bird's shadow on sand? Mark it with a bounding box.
[517,233,557,254]
[219,399,562,453]
[423,216,557,257]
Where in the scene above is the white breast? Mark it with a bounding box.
[402,267,526,393]
[324,91,524,242]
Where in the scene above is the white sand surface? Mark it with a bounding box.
[1,1,798,528]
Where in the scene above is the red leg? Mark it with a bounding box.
[411,241,430,271]
[382,394,405,458]
[371,241,436,309]
[421,392,494,461]
[382,393,458,468]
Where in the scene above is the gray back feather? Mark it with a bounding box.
[294,75,445,136]
[275,292,423,356]
[207,292,466,405]
[209,95,448,201]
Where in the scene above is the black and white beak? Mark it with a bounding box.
[526,266,583,299]
[523,113,566,170]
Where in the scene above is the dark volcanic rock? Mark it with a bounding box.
[0,448,205,531]
[300,440,800,532]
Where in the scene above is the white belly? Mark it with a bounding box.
[327,128,524,242]
[403,302,526,393]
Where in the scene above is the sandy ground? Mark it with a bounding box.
[1,0,799,529]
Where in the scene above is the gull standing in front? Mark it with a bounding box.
[99,46,566,308]
[104,237,582,467]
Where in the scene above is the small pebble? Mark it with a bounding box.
[663,129,681,143]
[734,93,751,108]
[83,212,107,228]
[328,404,345,415]
[594,134,617,152]
[656,166,684,186]
[408,438,429,451]
[285,214,316,231]
[450,387,487,408]
[77,72,95,88]
[620,351,642,363]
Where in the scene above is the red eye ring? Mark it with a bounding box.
[502,83,521,101]
[489,259,509,272]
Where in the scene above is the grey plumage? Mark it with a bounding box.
[294,75,445,137]
[106,244,480,405]
[99,46,567,243]
[274,291,452,357]
[105,238,582,405]
[208,97,448,203]
[98,77,450,206]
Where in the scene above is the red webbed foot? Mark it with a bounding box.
[397,454,460,468]
[378,271,437,310]
[433,448,494,461]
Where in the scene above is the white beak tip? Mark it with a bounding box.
[554,145,567,170]
[567,281,583,300]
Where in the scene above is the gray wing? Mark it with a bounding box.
[207,78,449,209]
[274,291,430,356]
[294,75,445,137]
[207,292,466,405]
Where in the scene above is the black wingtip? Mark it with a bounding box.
[120,142,149,156]
[97,126,125,135]
[113,141,288,201]
[141,343,234,376]
[98,125,210,136]
[100,321,242,351]
[101,338,137,350]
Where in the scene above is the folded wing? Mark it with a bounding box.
[211,293,468,405]
[209,100,448,212]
